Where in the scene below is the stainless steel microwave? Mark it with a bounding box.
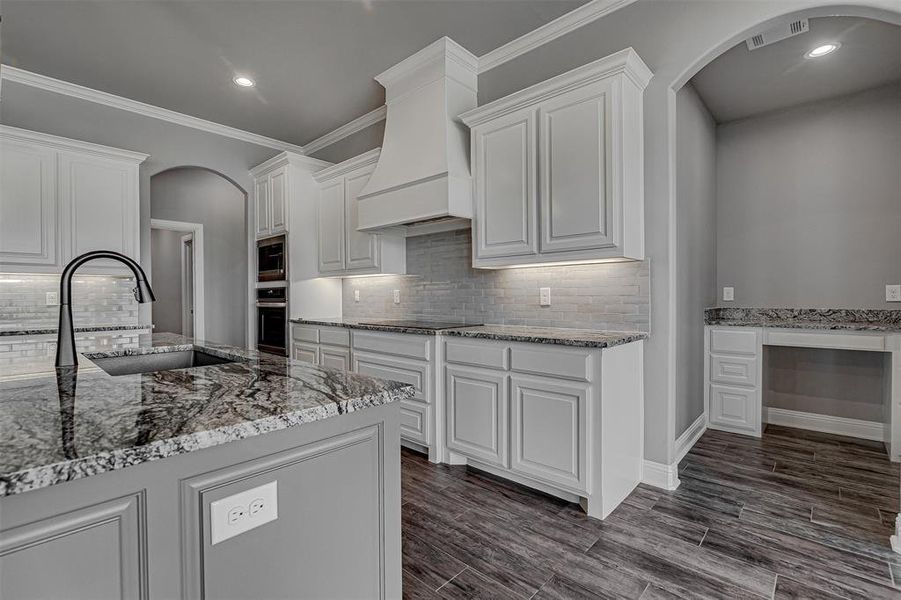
[257,235,286,282]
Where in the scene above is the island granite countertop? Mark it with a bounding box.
[705,308,901,332]
[290,318,647,348]
[0,333,414,497]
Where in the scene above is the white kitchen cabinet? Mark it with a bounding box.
[446,364,508,467]
[313,149,405,277]
[704,327,763,437]
[320,346,351,371]
[253,164,290,238]
[291,342,319,364]
[0,126,147,273]
[460,48,651,268]
[510,374,588,492]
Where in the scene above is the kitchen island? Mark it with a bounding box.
[0,333,413,600]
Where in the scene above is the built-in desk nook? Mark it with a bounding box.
[704,308,901,461]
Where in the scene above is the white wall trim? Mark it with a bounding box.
[1,65,306,154]
[150,219,205,341]
[642,460,680,491]
[302,106,388,156]
[763,407,886,442]
[477,0,639,73]
[675,413,707,465]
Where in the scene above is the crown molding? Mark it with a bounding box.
[477,0,639,73]
[0,124,150,163]
[313,147,381,183]
[460,48,651,127]
[0,65,307,154]
[301,105,388,156]
[250,151,333,177]
[375,37,478,89]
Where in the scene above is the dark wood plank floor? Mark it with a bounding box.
[401,425,901,599]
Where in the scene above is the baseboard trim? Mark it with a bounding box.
[675,413,707,465]
[642,460,680,491]
[763,407,886,442]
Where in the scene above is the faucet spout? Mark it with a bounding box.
[55,250,155,368]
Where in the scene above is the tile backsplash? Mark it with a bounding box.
[342,230,650,332]
[0,273,140,331]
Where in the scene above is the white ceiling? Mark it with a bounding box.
[691,16,901,123]
[0,0,588,147]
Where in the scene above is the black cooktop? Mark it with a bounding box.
[359,320,482,331]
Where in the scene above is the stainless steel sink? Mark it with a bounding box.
[89,350,239,376]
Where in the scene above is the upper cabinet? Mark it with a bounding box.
[0,126,147,273]
[253,163,289,238]
[460,48,652,268]
[314,149,405,277]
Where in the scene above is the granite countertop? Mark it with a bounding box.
[0,333,414,497]
[291,317,647,348]
[704,308,901,332]
[0,323,154,337]
[441,325,648,348]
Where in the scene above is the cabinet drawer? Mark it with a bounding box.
[709,384,760,436]
[709,328,758,356]
[764,330,885,352]
[400,400,430,445]
[291,325,320,344]
[352,331,430,360]
[510,346,591,381]
[709,354,757,387]
[353,352,429,403]
[445,340,508,370]
[319,326,350,348]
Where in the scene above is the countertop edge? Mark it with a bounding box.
[0,384,413,498]
[0,324,154,337]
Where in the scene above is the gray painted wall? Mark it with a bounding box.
[675,84,717,438]
[150,229,185,335]
[342,230,650,331]
[716,82,901,309]
[150,168,247,347]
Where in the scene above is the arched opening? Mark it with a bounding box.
[670,3,901,563]
[149,166,248,347]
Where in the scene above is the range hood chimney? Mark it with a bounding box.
[357,37,478,232]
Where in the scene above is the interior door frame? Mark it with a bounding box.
[180,233,194,337]
[150,218,205,340]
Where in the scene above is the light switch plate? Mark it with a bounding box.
[210,481,278,545]
[723,287,735,302]
[393,289,400,304]
[354,289,360,302]
[887,284,901,302]
[539,287,551,306]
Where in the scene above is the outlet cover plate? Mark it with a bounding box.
[887,284,901,302]
[723,287,735,302]
[210,481,278,545]
[539,287,551,306]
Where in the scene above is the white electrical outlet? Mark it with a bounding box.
[723,287,735,302]
[393,289,401,304]
[539,287,551,306]
[354,289,360,302]
[210,481,278,545]
[46,291,58,306]
[886,285,901,302]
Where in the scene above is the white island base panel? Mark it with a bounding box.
[442,340,644,521]
[704,326,901,461]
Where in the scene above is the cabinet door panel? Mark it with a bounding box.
[317,179,345,273]
[320,346,351,371]
[255,177,270,236]
[709,384,760,436]
[539,80,615,253]
[291,342,319,365]
[473,110,537,260]
[399,400,430,445]
[344,169,380,271]
[269,168,287,233]
[0,141,57,266]
[59,152,138,267]
[510,375,587,492]
[446,365,507,466]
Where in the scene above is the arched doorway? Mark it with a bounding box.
[149,166,248,347]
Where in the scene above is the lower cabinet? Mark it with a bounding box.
[291,341,319,364]
[704,327,762,437]
[510,375,588,493]
[445,365,508,467]
[320,346,351,370]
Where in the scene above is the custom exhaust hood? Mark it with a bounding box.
[357,38,478,233]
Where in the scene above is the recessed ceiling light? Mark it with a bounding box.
[233,75,255,87]
[805,43,840,59]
